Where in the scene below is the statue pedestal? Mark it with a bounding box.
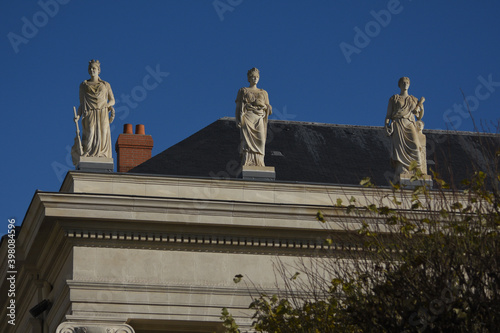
[240,166,276,181]
[76,156,114,172]
[399,173,433,188]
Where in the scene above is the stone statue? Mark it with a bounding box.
[235,68,272,167]
[72,60,115,165]
[385,77,426,179]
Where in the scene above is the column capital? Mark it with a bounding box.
[56,322,135,333]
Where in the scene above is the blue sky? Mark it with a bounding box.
[1,0,499,236]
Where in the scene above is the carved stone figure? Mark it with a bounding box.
[385,77,426,179]
[235,68,272,167]
[72,60,115,164]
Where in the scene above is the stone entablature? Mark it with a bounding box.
[1,172,468,333]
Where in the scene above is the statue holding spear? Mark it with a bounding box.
[71,60,115,166]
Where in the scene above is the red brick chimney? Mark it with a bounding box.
[115,124,154,173]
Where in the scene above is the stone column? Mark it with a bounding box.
[56,322,135,333]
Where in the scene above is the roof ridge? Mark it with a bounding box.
[218,117,500,136]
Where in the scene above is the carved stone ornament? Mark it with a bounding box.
[56,322,135,333]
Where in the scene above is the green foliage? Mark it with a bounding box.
[222,169,500,332]
[248,293,359,333]
[339,175,500,332]
[360,177,374,188]
[316,211,325,223]
[220,307,240,333]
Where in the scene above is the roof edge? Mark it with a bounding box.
[217,117,500,137]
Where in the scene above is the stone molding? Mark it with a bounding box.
[65,280,312,306]
[61,170,395,205]
[66,280,281,297]
[59,172,459,212]
[64,229,364,254]
[56,322,134,333]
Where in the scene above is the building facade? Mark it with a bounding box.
[1,119,498,332]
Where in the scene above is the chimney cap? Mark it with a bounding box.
[123,124,133,134]
[135,124,145,135]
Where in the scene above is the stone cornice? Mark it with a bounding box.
[60,171,464,213]
[41,190,369,256]
[61,171,396,207]
[35,191,359,232]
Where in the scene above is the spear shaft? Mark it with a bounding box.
[73,106,84,156]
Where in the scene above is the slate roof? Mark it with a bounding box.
[130,117,499,188]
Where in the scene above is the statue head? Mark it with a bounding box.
[88,59,101,76]
[247,67,260,79]
[398,76,410,89]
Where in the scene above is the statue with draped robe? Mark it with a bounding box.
[72,60,115,165]
[235,68,272,167]
[385,77,426,180]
